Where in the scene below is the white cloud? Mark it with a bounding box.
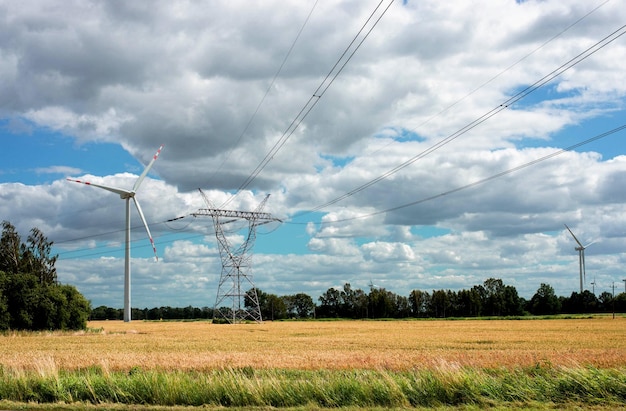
[1,0,626,306]
[34,165,82,175]
[362,241,415,262]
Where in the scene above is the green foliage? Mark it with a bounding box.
[254,288,287,320]
[0,221,90,331]
[562,290,599,314]
[530,283,561,315]
[0,366,624,408]
[315,278,527,319]
[283,292,315,318]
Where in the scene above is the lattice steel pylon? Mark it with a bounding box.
[192,189,281,323]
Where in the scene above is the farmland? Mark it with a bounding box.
[2,317,625,371]
[1,317,625,409]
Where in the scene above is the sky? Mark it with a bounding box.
[2,0,626,309]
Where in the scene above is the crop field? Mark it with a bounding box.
[1,317,625,409]
[1,317,625,371]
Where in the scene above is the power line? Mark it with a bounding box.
[51,4,624,256]
[54,213,256,260]
[299,22,626,216]
[203,0,321,194]
[288,123,626,226]
[55,123,625,260]
[361,0,611,159]
[222,0,610,204]
[54,223,205,259]
[223,0,397,207]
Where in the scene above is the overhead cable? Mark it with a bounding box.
[300,22,626,216]
[363,0,610,159]
[204,1,321,194]
[56,123,625,260]
[293,123,626,226]
[223,0,397,207]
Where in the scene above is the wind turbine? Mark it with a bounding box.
[590,276,596,295]
[564,224,594,294]
[68,145,163,322]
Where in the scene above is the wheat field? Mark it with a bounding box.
[1,317,625,372]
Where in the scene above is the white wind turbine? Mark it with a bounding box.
[68,145,163,322]
[564,224,594,294]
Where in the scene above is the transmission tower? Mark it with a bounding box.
[192,189,281,323]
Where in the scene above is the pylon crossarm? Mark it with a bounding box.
[192,208,276,221]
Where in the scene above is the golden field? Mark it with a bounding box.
[1,317,625,372]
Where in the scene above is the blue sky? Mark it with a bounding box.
[1,0,626,310]
[1,124,135,185]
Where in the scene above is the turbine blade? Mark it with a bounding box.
[67,178,130,197]
[133,145,164,192]
[564,224,584,247]
[132,197,158,261]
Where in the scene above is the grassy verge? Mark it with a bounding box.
[0,365,624,409]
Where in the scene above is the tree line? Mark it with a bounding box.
[91,279,626,321]
[1,221,91,330]
[3,221,624,326]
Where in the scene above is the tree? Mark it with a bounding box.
[430,289,450,318]
[3,271,39,329]
[59,286,91,329]
[395,294,411,318]
[23,227,58,285]
[369,288,397,318]
[457,288,482,317]
[598,291,613,313]
[0,221,90,330]
[251,288,287,320]
[0,221,21,275]
[561,291,599,314]
[318,287,342,317]
[502,285,523,316]
[482,278,506,316]
[0,271,9,329]
[409,289,430,317]
[340,283,358,318]
[284,293,315,318]
[614,292,626,313]
[530,283,561,315]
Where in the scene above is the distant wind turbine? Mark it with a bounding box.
[564,224,594,294]
[590,275,596,295]
[68,145,163,322]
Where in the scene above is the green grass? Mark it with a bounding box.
[0,365,625,409]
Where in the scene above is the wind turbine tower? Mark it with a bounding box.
[192,189,281,323]
[68,145,163,322]
[564,224,594,294]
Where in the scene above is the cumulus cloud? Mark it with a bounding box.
[1,0,626,306]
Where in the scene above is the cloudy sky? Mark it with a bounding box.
[2,0,626,309]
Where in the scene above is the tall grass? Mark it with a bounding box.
[0,364,624,408]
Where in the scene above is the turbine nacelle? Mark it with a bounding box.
[67,145,163,322]
[564,223,594,294]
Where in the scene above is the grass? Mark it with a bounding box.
[0,317,625,409]
[0,364,625,408]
